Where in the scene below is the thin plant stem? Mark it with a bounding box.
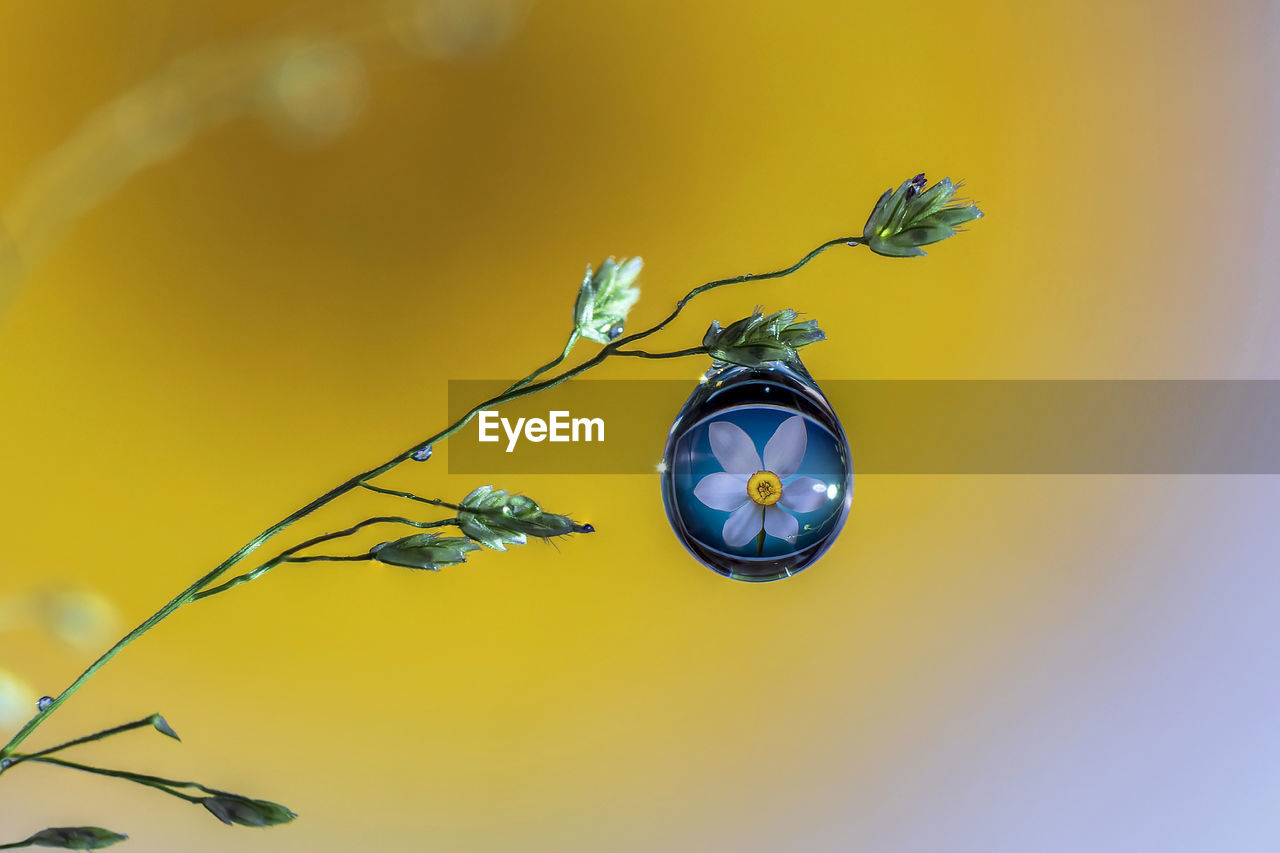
[22,757,204,803]
[359,483,462,511]
[509,329,580,391]
[0,235,860,759]
[192,516,451,601]
[0,716,168,771]
[283,554,374,563]
[613,346,709,360]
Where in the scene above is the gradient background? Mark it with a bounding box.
[2,1,1279,851]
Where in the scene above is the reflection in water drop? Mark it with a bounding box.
[36,696,53,712]
[660,361,854,582]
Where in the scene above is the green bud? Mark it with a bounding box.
[703,309,825,368]
[18,827,128,849]
[150,714,180,741]
[861,187,894,241]
[460,485,510,512]
[370,534,479,571]
[575,257,642,344]
[503,494,541,520]
[456,486,591,548]
[929,206,984,228]
[701,320,723,348]
[502,511,576,538]
[863,174,983,258]
[882,225,957,251]
[777,319,826,348]
[199,795,296,828]
[457,515,526,551]
[573,266,595,331]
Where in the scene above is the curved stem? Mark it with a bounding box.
[0,235,860,759]
[359,483,462,511]
[613,346,709,360]
[0,716,166,772]
[283,554,374,563]
[22,757,204,803]
[609,238,860,352]
[192,516,450,601]
[510,329,580,391]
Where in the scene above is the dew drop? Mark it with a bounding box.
[411,445,433,462]
[36,696,53,711]
[607,323,624,340]
[1,758,12,770]
[660,360,852,582]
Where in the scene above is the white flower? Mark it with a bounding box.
[693,415,828,548]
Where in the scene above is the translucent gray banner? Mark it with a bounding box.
[446,380,1280,474]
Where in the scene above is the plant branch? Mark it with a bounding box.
[0,716,169,772]
[22,757,204,803]
[359,483,462,511]
[192,516,450,601]
[613,346,710,360]
[0,235,860,758]
[509,329,580,391]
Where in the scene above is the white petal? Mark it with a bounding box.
[722,503,763,548]
[763,505,798,542]
[693,472,749,512]
[709,421,762,476]
[779,477,827,513]
[762,415,807,479]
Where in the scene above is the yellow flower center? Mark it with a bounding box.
[746,470,783,507]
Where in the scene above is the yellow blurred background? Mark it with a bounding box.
[2,1,1278,851]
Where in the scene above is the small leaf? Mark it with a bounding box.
[460,485,493,508]
[903,176,956,225]
[458,515,526,551]
[150,714,180,742]
[503,511,576,539]
[929,206,984,227]
[199,795,296,828]
[371,534,479,571]
[502,495,541,520]
[887,225,956,248]
[573,266,595,330]
[575,256,641,344]
[19,826,128,849]
[861,187,894,238]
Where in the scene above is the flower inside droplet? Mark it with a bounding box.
[746,470,782,506]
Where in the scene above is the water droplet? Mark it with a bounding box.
[607,323,624,340]
[412,445,433,462]
[576,523,595,534]
[660,360,852,582]
[1,758,12,770]
[36,696,53,711]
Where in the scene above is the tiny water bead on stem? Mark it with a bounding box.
[0,173,982,846]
